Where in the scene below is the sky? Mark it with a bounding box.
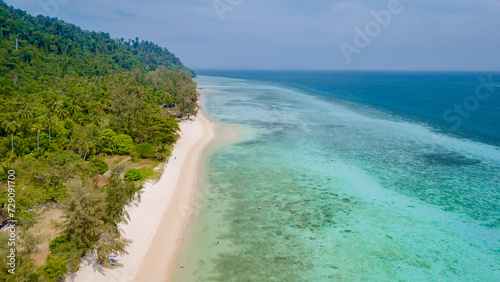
[4,0,500,71]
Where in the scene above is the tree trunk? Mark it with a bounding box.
[11,134,13,153]
[49,128,51,144]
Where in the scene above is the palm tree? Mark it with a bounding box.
[50,99,62,112]
[44,113,57,144]
[89,110,102,126]
[95,101,105,114]
[51,100,66,121]
[81,139,96,161]
[1,114,20,153]
[58,136,70,150]
[54,106,66,121]
[68,103,82,116]
[154,144,170,161]
[19,105,34,120]
[31,119,45,150]
[75,129,97,161]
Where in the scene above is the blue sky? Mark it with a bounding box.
[5,0,500,71]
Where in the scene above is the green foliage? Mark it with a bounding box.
[94,231,131,263]
[0,229,41,281]
[98,130,134,155]
[47,236,84,272]
[62,181,108,249]
[57,175,136,272]
[124,168,141,181]
[143,68,199,117]
[0,0,194,77]
[136,143,153,158]
[111,134,134,155]
[14,150,92,204]
[49,235,71,253]
[0,0,198,278]
[137,114,179,145]
[105,167,139,224]
[90,158,109,174]
[39,254,68,282]
[0,232,15,280]
[99,129,117,155]
[138,166,156,182]
[154,144,173,161]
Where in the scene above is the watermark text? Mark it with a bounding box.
[213,0,244,21]
[37,0,71,18]
[340,0,411,63]
[6,170,16,275]
[443,75,497,129]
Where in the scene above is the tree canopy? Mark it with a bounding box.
[0,0,199,280]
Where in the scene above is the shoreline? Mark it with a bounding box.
[67,108,215,282]
[135,109,215,281]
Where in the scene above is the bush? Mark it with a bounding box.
[39,254,68,282]
[47,235,85,272]
[124,168,141,181]
[90,158,109,174]
[136,143,153,159]
[131,151,139,162]
[99,129,116,155]
[99,130,134,155]
[154,144,172,161]
[111,134,134,155]
[49,236,71,253]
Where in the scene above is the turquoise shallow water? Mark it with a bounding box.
[172,75,500,281]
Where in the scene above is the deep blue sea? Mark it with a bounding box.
[173,71,500,281]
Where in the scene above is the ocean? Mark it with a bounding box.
[172,71,500,281]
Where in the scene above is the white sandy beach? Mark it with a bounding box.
[67,109,215,282]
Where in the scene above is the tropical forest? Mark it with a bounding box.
[0,0,198,280]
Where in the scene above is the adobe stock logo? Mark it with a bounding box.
[443,75,497,130]
[340,0,411,63]
[213,0,244,21]
[37,0,71,18]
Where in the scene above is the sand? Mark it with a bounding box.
[67,109,215,282]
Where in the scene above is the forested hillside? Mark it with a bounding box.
[0,1,198,280]
[0,0,195,77]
